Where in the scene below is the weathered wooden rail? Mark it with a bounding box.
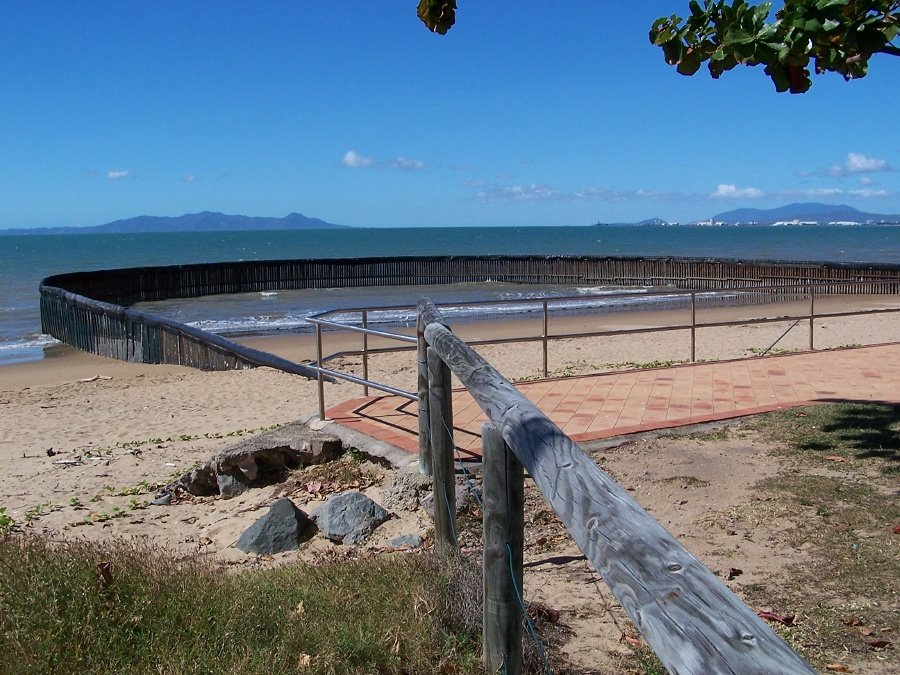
[418,297,816,674]
[40,255,900,374]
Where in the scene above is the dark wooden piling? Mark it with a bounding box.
[38,255,899,378]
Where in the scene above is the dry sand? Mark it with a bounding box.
[1,295,898,671]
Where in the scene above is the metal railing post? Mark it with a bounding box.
[361,310,369,396]
[542,299,549,378]
[808,285,815,351]
[690,291,697,363]
[316,323,326,421]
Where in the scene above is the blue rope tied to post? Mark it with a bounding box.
[508,545,552,674]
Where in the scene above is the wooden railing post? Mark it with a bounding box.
[417,310,433,475]
[482,422,524,675]
[427,346,457,551]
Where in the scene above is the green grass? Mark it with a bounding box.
[750,402,900,471]
[0,535,482,674]
[738,403,900,667]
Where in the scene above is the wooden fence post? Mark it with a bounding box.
[482,422,524,675]
[427,346,457,552]
[417,310,433,475]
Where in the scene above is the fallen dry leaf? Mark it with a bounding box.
[892,523,900,535]
[865,638,891,650]
[825,664,852,673]
[841,616,864,627]
[528,602,560,624]
[725,567,743,580]
[620,633,643,648]
[824,455,848,463]
[757,610,796,626]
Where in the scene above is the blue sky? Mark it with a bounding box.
[1,1,898,229]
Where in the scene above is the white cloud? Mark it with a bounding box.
[342,150,375,168]
[475,183,562,202]
[388,156,426,171]
[107,170,130,180]
[342,150,425,171]
[779,187,893,199]
[859,176,875,185]
[712,184,764,199]
[827,152,891,176]
[184,174,197,182]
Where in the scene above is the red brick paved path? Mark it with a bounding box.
[326,344,900,461]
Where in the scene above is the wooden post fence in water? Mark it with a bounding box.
[418,297,815,675]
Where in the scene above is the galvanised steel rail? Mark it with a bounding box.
[306,280,900,419]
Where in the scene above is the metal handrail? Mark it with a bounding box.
[306,279,900,420]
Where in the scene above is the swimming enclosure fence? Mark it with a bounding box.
[40,255,900,372]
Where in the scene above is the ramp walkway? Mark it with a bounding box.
[326,343,900,461]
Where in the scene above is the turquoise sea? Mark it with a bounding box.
[2,225,899,365]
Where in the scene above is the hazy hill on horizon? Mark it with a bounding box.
[711,202,900,224]
[0,211,349,235]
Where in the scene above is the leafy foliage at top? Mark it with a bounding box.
[418,0,457,35]
[650,0,900,92]
[417,0,899,94]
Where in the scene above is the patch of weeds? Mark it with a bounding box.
[737,448,899,667]
[747,346,790,356]
[660,475,711,488]
[0,507,14,532]
[0,536,492,674]
[23,502,62,522]
[750,403,899,469]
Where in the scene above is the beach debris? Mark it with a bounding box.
[235,498,315,555]
[76,375,113,383]
[149,490,173,506]
[52,459,81,466]
[313,491,390,545]
[172,422,342,498]
[387,533,422,550]
[725,567,743,580]
[45,447,56,457]
[757,610,797,626]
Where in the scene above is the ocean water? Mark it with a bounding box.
[1,225,898,365]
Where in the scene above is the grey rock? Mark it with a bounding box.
[388,533,422,549]
[422,481,481,521]
[217,472,249,500]
[381,471,431,511]
[235,498,315,555]
[314,491,390,545]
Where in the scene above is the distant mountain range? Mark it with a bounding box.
[709,202,900,225]
[0,211,349,235]
[597,203,900,227]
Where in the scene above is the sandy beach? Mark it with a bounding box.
[1,293,898,671]
[1,294,896,543]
